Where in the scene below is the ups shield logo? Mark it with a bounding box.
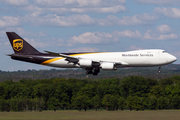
[13,39,23,51]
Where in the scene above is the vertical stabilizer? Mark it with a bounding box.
[6,32,40,54]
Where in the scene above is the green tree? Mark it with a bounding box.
[0,84,5,99]
[109,95,119,111]
[34,98,44,112]
[72,95,90,111]
[159,78,173,86]
[27,98,34,111]
[165,85,174,98]
[157,97,169,110]
[102,94,111,111]
[59,93,69,110]
[171,95,180,109]
[126,96,141,111]
[47,97,59,111]
[98,78,120,97]
[5,99,10,112]
[118,97,125,111]
[0,99,6,111]
[91,95,101,111]
[171,75,180,85]
[148,96,157,110]
[78,83,97,98]
[120,76,157,98]
[141,97,148,110]
[18,98,26,112]
[33,83,53,109]
[132,96,142,111]
[10,98,18,111]
[149,85,164,97]
[126,96,133,111]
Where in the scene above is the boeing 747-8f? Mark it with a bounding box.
[6,32,177,76]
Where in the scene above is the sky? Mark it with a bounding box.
[0,0,180,71]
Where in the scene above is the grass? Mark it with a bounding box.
[0,110,180,120]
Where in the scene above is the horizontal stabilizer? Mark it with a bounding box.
[7,54,33,59]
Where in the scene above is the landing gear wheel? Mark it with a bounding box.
[93,68,100,76]
[85,68,93,78]
[85,68,100,77]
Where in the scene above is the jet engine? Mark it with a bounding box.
[100,63,117,70]
[78,59,92,67]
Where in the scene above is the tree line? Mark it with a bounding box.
[1,67,180,82]
[0,75,180,112]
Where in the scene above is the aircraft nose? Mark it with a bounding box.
[169,55,177,63]
[173,56,177,62]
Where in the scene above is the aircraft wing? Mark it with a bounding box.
[45,51,122,67]
[45,51,79,63]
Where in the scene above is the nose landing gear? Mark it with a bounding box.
[158,67,161,73]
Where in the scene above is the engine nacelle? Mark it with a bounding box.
[78,59,92,67]
[100,63,116,70]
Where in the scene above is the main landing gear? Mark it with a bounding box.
[85,68,100,77]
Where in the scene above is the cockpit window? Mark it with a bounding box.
[162,51,167,53]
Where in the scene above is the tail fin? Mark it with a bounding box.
[6,32,40,54]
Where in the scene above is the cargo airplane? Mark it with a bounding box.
[6,32,177,76]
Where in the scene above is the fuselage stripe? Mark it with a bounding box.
[41,57,63,65]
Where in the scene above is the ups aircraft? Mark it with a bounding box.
[6,32,177,76]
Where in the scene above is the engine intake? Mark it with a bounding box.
[100,63,116,70]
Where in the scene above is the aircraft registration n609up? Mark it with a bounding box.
[6,32,177,76]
